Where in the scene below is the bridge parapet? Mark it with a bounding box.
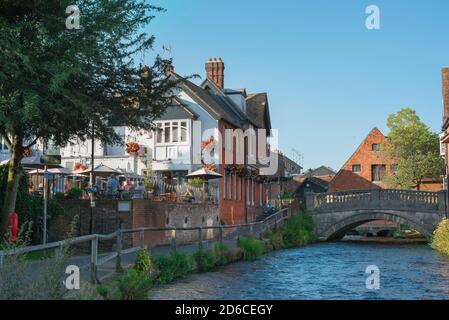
[306,189,446,215]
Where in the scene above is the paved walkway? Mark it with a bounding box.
[26,237,240,284]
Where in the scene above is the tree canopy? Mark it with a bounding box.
[381,108,443,190]
[0,0,176,235]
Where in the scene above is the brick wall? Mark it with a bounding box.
[52,199,219,248]
[329,128,395,192]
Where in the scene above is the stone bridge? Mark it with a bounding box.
[305,189,447,241]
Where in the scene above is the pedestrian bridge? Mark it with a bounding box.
[305,189,447,241]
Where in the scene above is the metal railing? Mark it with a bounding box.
[0,208,291,283]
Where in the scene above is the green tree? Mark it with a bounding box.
[381,108,444,190]
[0,1,176,235]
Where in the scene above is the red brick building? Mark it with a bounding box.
[329,128,396,192]
[168,58,272,225]
[331,127,443,192]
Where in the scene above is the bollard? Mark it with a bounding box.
[171,229,177,252]
[90,236,98,284]
[116,231,122,273]
[198,227,203,249]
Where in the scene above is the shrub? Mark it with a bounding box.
[54,192,65,199]
[237,236,264,261]
[134,249,153,275]
[0,164,64,244]
[143,178,153,191]
[265,229,284,250]
[154,251,193,284]
[187,177,203,187]
[192,248,216,272]
[115,268,152,300]
[431,219,449,256]
[66,186,83,199]
[280,212,315,248]
[213,243,230,266]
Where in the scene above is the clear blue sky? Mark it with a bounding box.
[144,0,449,171]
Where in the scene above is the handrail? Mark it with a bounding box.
[0,208,289,258]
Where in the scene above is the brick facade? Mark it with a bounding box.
[329,128,396,192]
[217,120,266,225]
[51,199,219,248]
[330,127,443,192]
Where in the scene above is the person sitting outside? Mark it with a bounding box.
[106,174,119,198]
[133,182,146,199]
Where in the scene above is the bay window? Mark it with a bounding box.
[155,120,189,145]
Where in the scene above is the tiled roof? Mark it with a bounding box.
[301,166,336,178]
[171,72,245,127]
[246,93,271,130]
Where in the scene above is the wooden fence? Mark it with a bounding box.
[0,208,291,283]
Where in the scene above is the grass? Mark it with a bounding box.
[237,236,264,261]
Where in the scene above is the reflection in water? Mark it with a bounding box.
[149,243,449,300]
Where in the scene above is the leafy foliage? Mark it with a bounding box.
[0,164,63,243]
[115,268,152,300]
[431,219,449,256]
[237,236,264,261]
[212,243,230,266]
[279,212,315,248]
[154,251,193,284]
[0,0,177,233]
[134,249,153,275]
[192,248,216,272]
[264,229,285,250]
[66,186,83,199]
[188,177,203,188]
[380,108,444,190]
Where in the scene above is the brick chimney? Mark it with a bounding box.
[443,67,449,120]
[205,58,225,89]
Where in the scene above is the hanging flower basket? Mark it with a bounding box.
[74,163,88,171]
[126,142,140,155]
[202,163,217,171]
[201,136,214,151]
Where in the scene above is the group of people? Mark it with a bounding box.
[96,174,146,199]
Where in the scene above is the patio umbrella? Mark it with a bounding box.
[28,167,72,175]
[78,163,120,177]
[186,168,222,202]
[186,168,223,180]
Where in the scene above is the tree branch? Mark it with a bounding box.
[24,137,39,150]
[0,129,12,150]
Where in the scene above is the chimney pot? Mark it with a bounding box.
[205,57,225,89]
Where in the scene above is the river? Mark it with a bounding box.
[149,242,449,300]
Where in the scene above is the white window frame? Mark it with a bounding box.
[154,120,190,146]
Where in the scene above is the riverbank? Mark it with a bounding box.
[90,213,316,300]
[342,236,428,244]
[148,242,449,300]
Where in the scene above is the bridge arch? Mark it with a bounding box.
[319,210,432,241]
[306,189,446,242]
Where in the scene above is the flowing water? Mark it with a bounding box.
[149,242,449,300]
